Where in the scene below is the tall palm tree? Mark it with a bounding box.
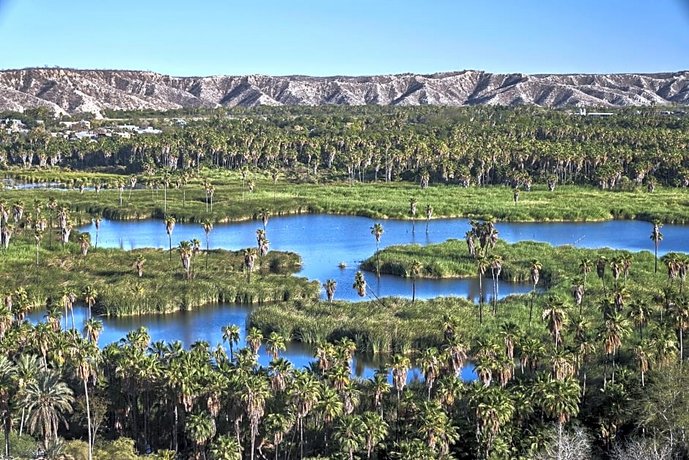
[542,296,568,350]
[579,258,592,292]
[20,370,74,451]
[34,229,43,266]
[221,324,241,360]
[323,279,337,302]
[634,340,652,387]
[419,347,441,399]
[361,412,388,459]
[0,355,16,458]
[241,374,270,460]
[410,259,423,303]
[538,377,581,459]
[179,240,194,280]
[353,271,367,298]
[669,300,689,363]
[598,312,630,385]
[425,204,433,233]
[259,208,270,231]
[476,255,489,323]
[650,220,663,273]
[92,215,102,249]
[70,339,98,460]
[628,301,652,340]
[288,371,320,459]
[370,223,384,275]
[165,216,176,261]
[409,197,418,233]
[82,285,97,320]
[202,219,213,269]
[596,256,608,293]
[489,255,503,315]
[244,248,258,282]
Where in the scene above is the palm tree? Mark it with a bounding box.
[542,296,567,350]
[0,355,16,458]
[425,204,433,233]
[185,412,216,460]
[259,208,270,231]
[538,377,581,459]
[669,300,689,363]
[246,327,263,355]
[92,216,102,248]
[208,434,242,460]
[529,259,542,324]
[596,256,608,293]
[628,301,652,340]
[410,259,423,303]
[361,412,388,459]
[34,229,43,266]
[333,415,365,460]
[599,312,630,385]
[409,197,418,233]
[78,233,91,256]
[221,325,241,360]
[83,319,103,344]
[353,271,367,297]
[179,240,193,280]
[417,401,459,457]
[71,339,98,460]
[82,285,97,320]
[476,255,489,323]
[323,279,337,302]
[20,370,74,450]
[202,219,213,269]
[419,347,441,399]
[650,220,663,273]
[241,374,269,460]
[165,216,176,261]
[489,255,503,315]
[288,371,320,459]
[244,248,258,282]
[634,340,652,387]
[133,254,146,278]
[370,223,384,275]
[266,332,286,360]
[579,258,592,291]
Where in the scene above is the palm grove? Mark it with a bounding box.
[0,106,689,459]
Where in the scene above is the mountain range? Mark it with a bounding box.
[0,68,687,117]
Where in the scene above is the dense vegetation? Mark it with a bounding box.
[2,107,689,459]
[2,106,689,189]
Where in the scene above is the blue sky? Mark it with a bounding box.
[0,0,687,76]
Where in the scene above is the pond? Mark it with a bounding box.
[27,303,477,382]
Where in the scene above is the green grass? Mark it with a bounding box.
[0,230,319,316]
[251,239,672,354]
[5,167,689,223]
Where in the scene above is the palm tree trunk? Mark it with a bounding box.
[655,242,659,273]
[680,328,684,364]
[169,235,172,262]
[173,404,178,452]
[412,279,416,303]
[84,379,93,460]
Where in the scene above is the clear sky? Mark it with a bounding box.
[0,0,687,76]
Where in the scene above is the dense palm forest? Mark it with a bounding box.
[2,106,689,459]
[2,106,689,189]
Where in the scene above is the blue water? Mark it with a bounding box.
[66,214,689,380]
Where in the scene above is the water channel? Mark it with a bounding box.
[28,214,687,381]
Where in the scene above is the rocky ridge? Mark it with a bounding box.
[0,68,687,117]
